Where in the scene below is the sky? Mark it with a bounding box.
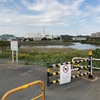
[0,0,100,37]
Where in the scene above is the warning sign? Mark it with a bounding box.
[10,41,18,51]
[60,64,71,85]
[63,65,69,73]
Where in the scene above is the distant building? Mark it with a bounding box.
[72,35,90,40]
[45,35,60,40]
[25,32,60,41]
[72,37,86,40]
[41,32,45,38]
[52,35,59,39]
[91,32,100,38]
[25,33,42,41]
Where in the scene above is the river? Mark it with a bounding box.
[20,42,100,50]
[65,42,100,50]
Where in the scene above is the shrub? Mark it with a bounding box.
[92,49,100,67]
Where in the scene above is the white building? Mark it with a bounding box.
[91,32,100,38]
[41,32,45,38]
[25,32,60,41]
[25,33,42,41]
[52,35,59,38]
[72,36,86,40]
[45,35,60,39]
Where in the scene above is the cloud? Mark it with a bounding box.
[0,0,100,36]
[79,19,86,23]
[19,0,85,25]
[0,0,84,25]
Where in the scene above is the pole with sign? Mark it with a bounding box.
[10,41,18,63]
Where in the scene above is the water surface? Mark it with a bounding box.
[20,42,100,50]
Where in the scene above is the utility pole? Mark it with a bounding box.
[42,26,45,38]
[43,26,45,34]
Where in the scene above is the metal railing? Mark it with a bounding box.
[72,57,100,70]
[1,80,45,100]
[72,57,100,62]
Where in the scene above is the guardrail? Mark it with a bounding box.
[47,60,91,87]
[72,57,100,70]
[47,51,93,87]
[72,57,100,61]
[1,80,45,100]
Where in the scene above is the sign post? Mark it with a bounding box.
[60,64,71,85]
[12,50,14,63]
[10,41,18,63]
[16,51,18,63]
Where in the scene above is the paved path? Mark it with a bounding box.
[0,64,100,100]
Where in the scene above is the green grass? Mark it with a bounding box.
[18,47,90,66]
[0,47,100,67]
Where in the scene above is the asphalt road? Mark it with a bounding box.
[0,64,100,100]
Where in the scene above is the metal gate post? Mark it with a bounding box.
[88,51,93,78]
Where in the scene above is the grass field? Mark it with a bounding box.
[0,46,100,67]
[19,47,89,65]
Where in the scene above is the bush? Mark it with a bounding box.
[0,47,100,67]
[0,52,11,58]
[92,49,100,67]
[0,41,10,52]
[18,54,33,60]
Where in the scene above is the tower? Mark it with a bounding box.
[41,26,45,38]
[43,26,45,34]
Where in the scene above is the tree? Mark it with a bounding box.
[53,37,61,40]
[61,35,73,41]
[41,37,48,41]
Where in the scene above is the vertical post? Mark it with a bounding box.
[16,51,18,63]
[42,84,45,100]
[77,64,81,75]
[12,50,14,63]
[47,63,51,87]
[88,51,93,78]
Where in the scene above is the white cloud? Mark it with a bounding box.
[0,0,100,36]
[17,0,85,26]
[80,19,86,23]
[1,0,84,24]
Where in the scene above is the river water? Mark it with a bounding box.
[21,42,100,50]
[65,42,100,50]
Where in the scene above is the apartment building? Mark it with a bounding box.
[91,32,100,38]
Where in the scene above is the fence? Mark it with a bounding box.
[47,51,93,87]
[72,57,100,70]
[2,80,45,100]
